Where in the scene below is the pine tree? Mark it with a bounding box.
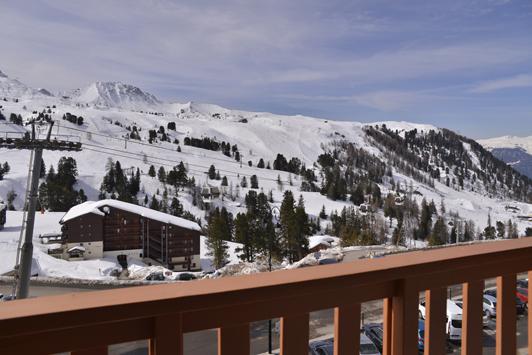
[149,196,160,211]
[429,216,447,246]
[234,213,253,262]
[250,175,259,189]
[257,158,265,168]
[170,197,183,216]
[483,214,496,240]
[221,176,228,186]
[496,221,505,239]
[319,205,327,219]
[206,208,229,269]
[148,165,156,177]
[279,191,308,263]
[158,166,166,183]
[208,165,216,180]
[241,176,247,188]
[418,198,432,240]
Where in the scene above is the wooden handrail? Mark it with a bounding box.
[0,238,531,355]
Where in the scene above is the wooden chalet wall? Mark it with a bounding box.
[144,219,200,269]
[103,208,143,251]
[63,214,103,243]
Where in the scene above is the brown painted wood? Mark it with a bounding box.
[529,271,532,355]
[391,280,419,355]
[461,280,484,355]
[0,239,531,355]
[218,323,250,355]
[496,274,516,355]
[424,287,447,355]
[334,303,360,355]
[280,313,309,355]
[382,298,393,355]
[71,347,108,355]
[149,314,183,355]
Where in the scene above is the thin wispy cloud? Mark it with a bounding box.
[470,74,532,93]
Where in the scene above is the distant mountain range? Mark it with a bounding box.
[478,136,532,179]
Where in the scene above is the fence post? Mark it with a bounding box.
[391,279,419,355]
[280,313,309,355]
[461,280,484,355]
[496,274,516,355]
[334,303,360,355]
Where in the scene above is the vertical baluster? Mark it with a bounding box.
[461,280,484,355]
[382,298,393,355]
[528,271,532,354]
[496,274,516,355]
[424,287,447,355]
[149,314,183,355]
[218,323,250,355]
[280,313,309,355]
[391,280,419,355]
[334,303,360,355]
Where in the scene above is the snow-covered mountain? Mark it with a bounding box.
[72,81,161,109]
[478,135,532,155]
[0,70,52,99]
[0,71,531,280]
[478,135,532,179]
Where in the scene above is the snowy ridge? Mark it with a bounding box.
[74,81,161,109]
[478,135,532,155]
[0,69,52,99]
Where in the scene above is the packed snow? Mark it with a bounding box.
[0,69,530,282]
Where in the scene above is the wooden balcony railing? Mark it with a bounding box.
[1,238,531,355]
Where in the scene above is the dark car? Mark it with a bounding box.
[178,272,197,281]
[145,272,165,281]
[517,279,528,289]
[362,323,384,353]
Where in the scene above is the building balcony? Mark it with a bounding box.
[0,238,531,355]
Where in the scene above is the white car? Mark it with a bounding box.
[483,294,497,318]
[419,299,462,341]
[454,300,489,325]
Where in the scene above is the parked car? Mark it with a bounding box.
[483,294,497,318]
[145,272,165,281]
[309,338,333,355]
[419,299,462,341]
[517,279,528,289]
[177,272,197,281]
[516,288,528,304]
[454,300,489,325]
[362,323,384,353]
[0,293,16,302]
[417,320,425,352]
[484,289,527,315]
[362,322,424,354]
[308,334,379,355]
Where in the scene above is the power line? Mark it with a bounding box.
[54,123,286,173]
[81,143,294,184]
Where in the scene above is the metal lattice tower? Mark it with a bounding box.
[1,121,82,299]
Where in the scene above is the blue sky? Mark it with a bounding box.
[1,0,531,138]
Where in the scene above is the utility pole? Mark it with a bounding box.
[0,121,82,299]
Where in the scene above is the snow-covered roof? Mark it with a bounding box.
[60,199,201,231]
[308,235,336,250]
[68,245,86,253]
